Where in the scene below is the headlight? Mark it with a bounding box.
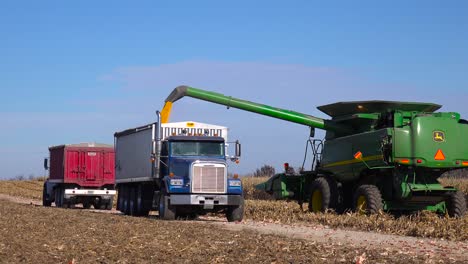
[170,179,184,186]
[229,180,242,187]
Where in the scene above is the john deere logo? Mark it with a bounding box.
[433,131,445,142]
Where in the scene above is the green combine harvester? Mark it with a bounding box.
[161,86,467,217]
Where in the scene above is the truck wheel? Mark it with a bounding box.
[159,189,176,220]
[117,186,124,211]
[55,187,63,207]
[105,198,114,210]
[226,198,244,222]
[136,185,150,216]
[308,177,338,213]
[83,201,91,209]
[353,185,383,215]
[129,186,137,215]
[42,184,52,207]
[122,185,130,215]
[446,191,467,218]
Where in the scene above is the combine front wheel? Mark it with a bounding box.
[308,177,338,213]
[353,185,383,215]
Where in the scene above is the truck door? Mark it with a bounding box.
[84,150,100,182]
[102,151,114,183]
[66,150,83,183]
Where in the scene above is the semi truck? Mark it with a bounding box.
[42,143,116,209]
[114,115,244,221]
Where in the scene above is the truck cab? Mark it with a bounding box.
[115,119,244,221]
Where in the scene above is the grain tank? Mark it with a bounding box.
[42,143,116,209]
[161,86,467,217]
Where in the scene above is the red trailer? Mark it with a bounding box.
[42,143,116,209]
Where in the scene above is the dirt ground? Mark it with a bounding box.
[0,197,467,263]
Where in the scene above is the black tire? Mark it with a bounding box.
[446,191,467,218]
[105,197,114,210]
[159,188,176,220]
[42,184,52,207]
[117,186,123,211]
[226,198,244,222]
[308,177,338,213]
[353,185,383,215]
[136,184,150,216]
[122,185,130,215]
[129,186,137,216]
[55,187,64,208]
[83,201,91,209]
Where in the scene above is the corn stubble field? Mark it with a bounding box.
[0,177,467,263]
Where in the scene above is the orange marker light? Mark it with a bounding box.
[169,172,174,177]
[434,149,446,161]
[400,159,410,164]
[462,161,468,166]
[354,151,363,159]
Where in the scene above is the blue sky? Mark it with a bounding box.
[1,0,467,178]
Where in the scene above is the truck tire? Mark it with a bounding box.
[105,197,114,210]
[117,186,124,211]
[82,201,91,209]
[55,187,64,208]
[446,191,467,218]
[136,184,150,216]
[308,177,338,213]
[122,185,130,215]
[353,185,383,215]
[159,189,176,220]
[42,184,52,207]
[226,197,244,222]
[129,186,137,216]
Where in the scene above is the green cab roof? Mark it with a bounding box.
[317,101,442,118]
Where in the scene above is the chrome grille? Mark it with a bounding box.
[192,163,226,194]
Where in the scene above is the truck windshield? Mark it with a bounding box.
[170,141,224,157]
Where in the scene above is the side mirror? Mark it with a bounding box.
[235,140,241,158]
[43,158,49,170]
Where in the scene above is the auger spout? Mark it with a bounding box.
[161,86,351,133]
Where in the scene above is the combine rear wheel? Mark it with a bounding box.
[308,177,338,213]
[353,185,383,215]
[446,191,467,218]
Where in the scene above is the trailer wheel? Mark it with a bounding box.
[42,184,52,207]
[136,184,150,216]
[353,185,383,215]
[82,201,91,209]
[105,197,114,210]
[159,189,176,220]
[55,187,64,208]
[446,191,467,218]
[121,185,130,215]
[226,198,244,222]
[308,177,338,213]
[129,187,137,216]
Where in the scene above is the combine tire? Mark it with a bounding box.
[446,191,467,218]
[226,198,244,222]
[42,184,52,207]
[353,185,383,215]
[308,177,338,213]
[159,189,176,220]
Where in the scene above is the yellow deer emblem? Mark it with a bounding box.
[433,131,445,142]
